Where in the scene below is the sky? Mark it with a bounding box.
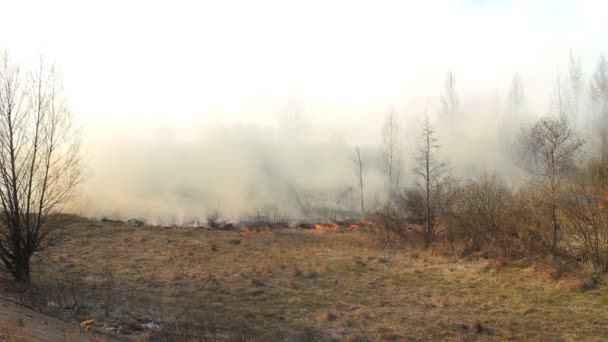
[1,0,606,126]
[0,0,606,221]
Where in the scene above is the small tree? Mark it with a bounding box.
[568,49,583,124]
[499,73,526,149]
[0,53,81,283]
[351,146,365,214]
[519,116,584,253]
[591,55,608,163]
[590,55,608,109]
[441,71,459,125]
[554,72,572,122]
[508,73,525,113]
[382,107,401,204]
[410,114,449,248]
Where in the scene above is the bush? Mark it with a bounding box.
[561,183,608,271]
[239,206,289,230]
[207,210,224,229]
[372,205,411,248]
[447,174,520,258]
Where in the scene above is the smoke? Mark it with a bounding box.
[1,1,605,224]
[77,119,388,223]
[74,68,598,225]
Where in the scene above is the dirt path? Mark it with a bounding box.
[0,292,120,342]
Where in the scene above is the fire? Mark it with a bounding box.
[591,194,608,209]
[314,223,340,231]
[313,220,377,232]
[80,319,95,331]
[242,226,272,234]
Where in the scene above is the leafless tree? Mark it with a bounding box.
[568,49,583,124]
[0,53,82,283]
[382,107,401,204]
[591,55,608,163]
[351,146,365,214]
[554,72,572,121]
[441,71,458,123]
[497,74,526,151]
[591,55,608,105]
[508,73,525,113]
[519,116,584,254]
[411,114,449,248]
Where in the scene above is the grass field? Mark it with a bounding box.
[14,218,608,341]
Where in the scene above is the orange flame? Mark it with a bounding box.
[242,226,273,234]
[312,220,377,232]
[592,194,608,209]
[314,223,340,231]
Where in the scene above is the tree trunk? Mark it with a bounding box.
[360,182,364,214]
[602,131,607,166]
[357,149,364,214]
[14,255,31,284]
[551,201,559,254]
[425,132,431,249]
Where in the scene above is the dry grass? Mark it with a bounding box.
[0,319,28,342]
[14,218,608,340]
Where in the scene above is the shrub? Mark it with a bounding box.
[372,204,411,249]
[561,183,608,271]
[447,175,517,256]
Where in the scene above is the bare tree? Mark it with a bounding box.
[351,146,365,214]
[554,72,572,121]
[519,116,584,253]
[411,114,449,248]
[591,55,608,163]
[508,73,525,114]
[497,74,526,151]
[0,53,82,283]
[591,55,608,105]
[441,71,458,123]
[568,49,583,124]
[382,107,401,203]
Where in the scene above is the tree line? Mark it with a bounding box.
[355,52,608,273]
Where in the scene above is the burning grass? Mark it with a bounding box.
[314,220,376,232]
[7,217,608,340]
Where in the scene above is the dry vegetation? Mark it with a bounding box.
[2,217,607,341]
